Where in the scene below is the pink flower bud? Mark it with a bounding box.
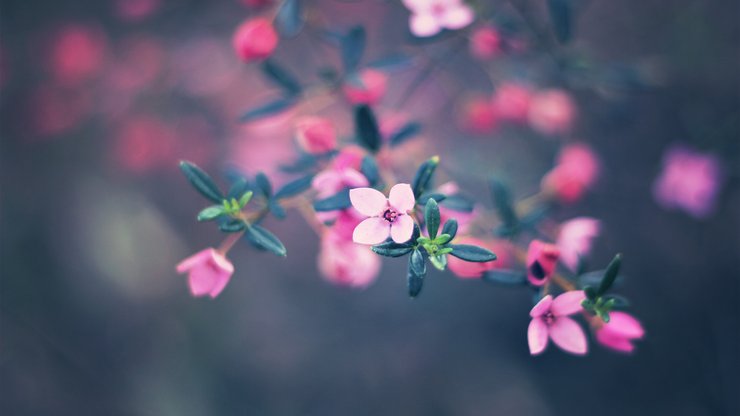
[541,143,600,203]
[491,83,531,122]
[176,248,234,298]
[458,96,497,134]
[595,311,645,353]
[343,69,388,105]
[295,116,337,154]
[469,26,502,60]
[448,237,512,279]
[318,232,381,288]
[232,17,278,63]
[49,24,107,85]
[526,240,560,286]
[527,89,576,136]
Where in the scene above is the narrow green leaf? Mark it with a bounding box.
[424,198,441,239]
[220,219,246,233]
[408,249,426,298]
[197,205,226,221]
[411,156,439,198]
[269,201,286,219]
[598,253,622,295]
[313,189,352,211]
[341,26,366,72]
[274,174,314,199]
[548,0,573,43]
[238,191,254,208]
[255,172,272,197]
[360,156,380,187]
[179,161,224,203]
[246,224,287,256]
[261,59,302,96]
[354,105,381,152]
[489,178,519,231]
[441,219,458,240]
[417,193,446,206]
[440,195,475,213]
[429,254,447,271]
[372,240,414,258]
[275,0,304,37]
[238,97,297,123]
[389,122,421,146]
[449,244,497,262]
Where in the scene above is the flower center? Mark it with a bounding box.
[382,208,399,223]
[544,312,555,325]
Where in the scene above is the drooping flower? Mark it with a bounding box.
[528,291,588,355]
[557,217,601,271]
[448,236,512,278]
[526,240,560,286]
[527,89,576,136]
[350,184,416,245]
[491,83,531,122]
[402,0,475,38]
[343,68,388,105]
[232,17,278,62]
[541,143,600,203]
[595,311,645,353]
[295,116,337,154]
[652,145,723,219]
[469,25,501,60]
[176,248,234,298]
[318,229,381,288]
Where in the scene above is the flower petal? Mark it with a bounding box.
[188,266,217,297]
[596,331,636,353]
[441,5,474,30]
[528,318,549,355]
[208,271,232,298]
[410,14,441,37]
[176,248,215,273]
[340,168,370,188]
[529,295,553,318]
[551,290,586,316]
[353,217,391,245]
[388,183,415,213]
[390,214,414,243]
[549,316,588,355]
[604,312,645,339]
[349,187,388,216]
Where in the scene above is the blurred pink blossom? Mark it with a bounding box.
[458,96,497,134]
[106,36,165,92]
[526,239,560,287]
[528,291,588,355]
[350,184,416,245]
[343,68,388,105]
[541,142,600,203]
[232,17,278,63]
[557,217,601,271]
[318,230,381,288]
[436,182,477,234]
[176,248,234,298]
[595,311,645,353]
[652,145,723,219]
[114,0,161,21]
[112,115,177,173]
[469,25,501,60]
[491,83,531,122]
[332,145,367,171]
[295,116,337,154]
[402,0,475,37]
[527,89,576,136]
[48,24,107,85]
[448,236,512,279]
[29,84,94,137]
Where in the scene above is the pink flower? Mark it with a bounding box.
[402,0,475,37]
[48,24,107,85]
[295,116,337,154]
[343,68,388,105]
[332,145,366,171]
[458,96,497,134]
[448,236,512,278]
[313,168,369,199]
[491,83,531,122]
[350,184,416,245]
[526,240,560,286]
[557,217,601,271]
[176,248,234,298]
[652,145,723,219]
[527,89,576,136]
[318,230,381,288]
[595,311,645,353]
[232,17,278,63]
[528,291,588,355]
[541,143,600,203]
[469,25,501,60]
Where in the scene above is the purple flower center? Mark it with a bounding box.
[431,2,446,16]
[383,208,399,223]
[544,312,555,325]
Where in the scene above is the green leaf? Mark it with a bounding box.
[489,178,519,232]
[372,240,414,258]
[341,26,366,72]
[408,249,426,298]
[197,205,226,221]
[424,198,440,239]
[269,201,286,219]
[220,219,246,233]
[449,244,497,262]
[417,192,446,206]
[360,156,380,187]
[548,0,573,43]
[584,286,597,300]
[411,156,439,198]
[255,172,272,198]
[238,191,254,208]
[261,59,302,96]
[354,105,381,152]
[482,270,527,286]
[389,122,421,146]
[441,219,458,240]
[366,54,414,71]
[238,97,297,123]
[440,195,475,213]
[227,177,250,200]
[602,294,630,309]
[275,0,304,37]
[598,253,622,295]
[429,254,447,271]
[179,161,224,203]
[313,189,352,211]
[274,174,314,199]
[246,224,287,256]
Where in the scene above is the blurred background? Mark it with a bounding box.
[1,0,738,415]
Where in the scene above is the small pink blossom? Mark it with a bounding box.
[343,68,388,105]
[295,116,337,154]
[469,25,501,60]
[176,248,234,298]
[527,89,576,136]
[48,24,107,85]
[652,145,723,219]
[332,145,366,171]
[448,237,512,278]
[458,96,497,134]
[528,291,588,355]
[526,240,560,286]
[318,229,381,288]
[541,143,600,203]
[350,184,416,245]
[557,217,601,271]
[232,17,278,63]
[402,0,475,38]
[491,83,531,122]
[595,311,645,353]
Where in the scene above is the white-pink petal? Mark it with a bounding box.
[390,214,414,243]
[388,183,415,213]
[605,312,645,339]
[410,14,442,37]
[549,316,588,355]
[352,217,391,245]
[441,4,474,30]
[349,187,388,216]
[528,317,549,355]
[529,295,553,318]
[551,290,586,316]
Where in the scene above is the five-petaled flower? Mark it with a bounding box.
[176,248,234,298]
[528,291,588,355]
[350,183,416,245]
[402,0,475,38]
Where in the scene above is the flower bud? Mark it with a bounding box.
[343,69,388,105]
[295,116,337,154]
[232,17,278,63]
[469,26,502,60]
[527,89,576,136]
[176,248,234,298]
